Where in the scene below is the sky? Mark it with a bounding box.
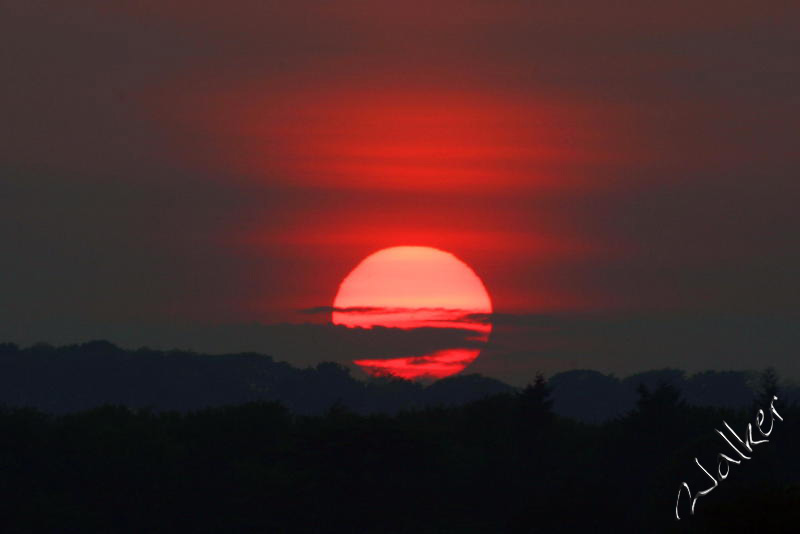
[1,1,798,385]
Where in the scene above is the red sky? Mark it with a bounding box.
[1,1,798,383]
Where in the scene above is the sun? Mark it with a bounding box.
[332,246,492,380]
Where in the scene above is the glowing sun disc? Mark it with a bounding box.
[332,246,492,380]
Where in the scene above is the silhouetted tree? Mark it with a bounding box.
[756,367,780,409]
[518,372,555,430]
[520,372,554,409]
[627,381,690,450]
[635,380,685,410]
[548,369,634,423]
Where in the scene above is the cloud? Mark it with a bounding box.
[298,306,382,315]
[0,318,486,370]
[299,306,483,316]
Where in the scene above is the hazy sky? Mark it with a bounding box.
[2,1,798,384]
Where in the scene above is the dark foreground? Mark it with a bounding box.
[1,378,798,533]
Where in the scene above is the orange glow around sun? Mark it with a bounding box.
[332,246,492,380]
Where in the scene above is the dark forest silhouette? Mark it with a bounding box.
[1,341,799,532]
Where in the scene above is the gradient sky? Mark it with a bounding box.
[2,1,798,384]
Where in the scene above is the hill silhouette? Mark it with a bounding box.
[1,341,796,421]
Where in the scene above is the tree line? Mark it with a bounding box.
[0,366,798,533]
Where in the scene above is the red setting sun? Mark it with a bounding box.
[332,246,492,380]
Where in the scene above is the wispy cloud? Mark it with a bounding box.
[2,319,488,368]
[299,306,486,316]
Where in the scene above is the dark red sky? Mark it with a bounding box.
[1,1,798,383]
